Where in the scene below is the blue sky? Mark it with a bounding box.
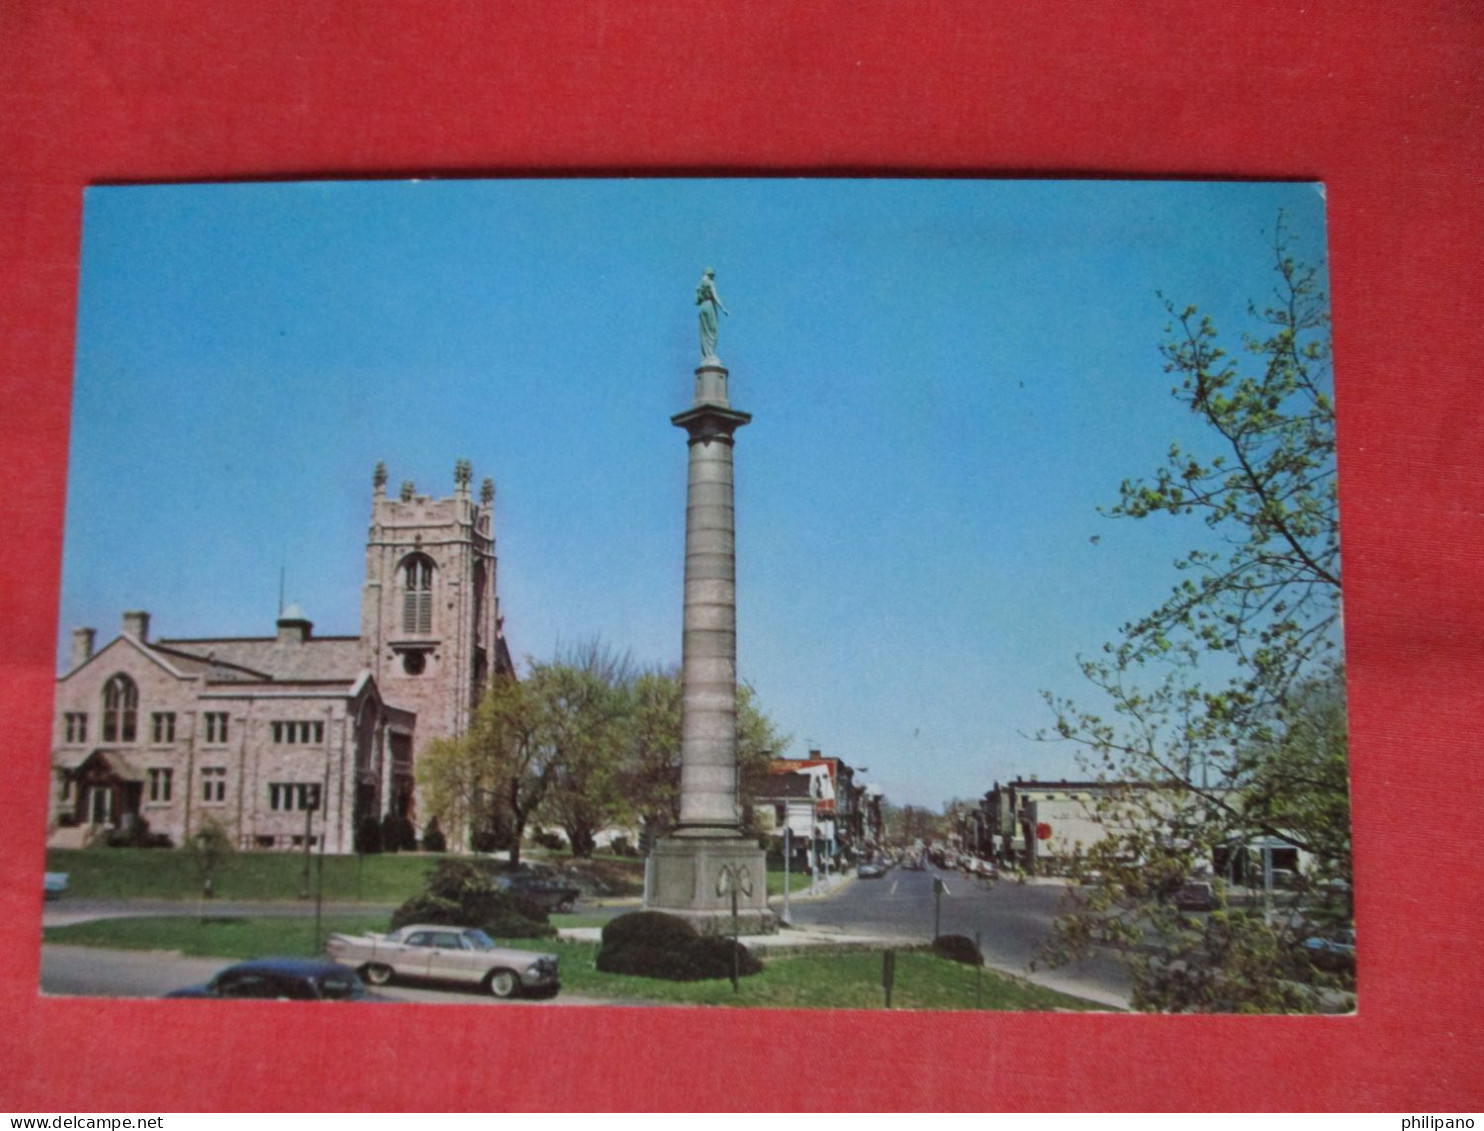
[61,178,1332,807]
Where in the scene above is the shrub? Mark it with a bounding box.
[530,828,565,852]
[380,813,406,854]
[932,933,984,967]
[421,818,447,853]
[394,815,418,852]
[104,815,172,849]
[596,911,764,982]
[608,836,639,858]
[391,858,554,939]
[376,812,418,853]
[355,817,383,855]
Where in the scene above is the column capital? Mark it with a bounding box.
[671,403,752,445]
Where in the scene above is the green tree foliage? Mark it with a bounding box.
[882,802,942,846]
[1040,224,1349,1012]
[623,666,786,841]
[418,649,788,859]
[539,642,637,858]
[186,817,234,916]
[624,667,683,838]
[417,668,555,866]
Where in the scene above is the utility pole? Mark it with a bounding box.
[781,824,792,925]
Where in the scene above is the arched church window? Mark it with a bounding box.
[401,554,435,634]
[102,674,139,743]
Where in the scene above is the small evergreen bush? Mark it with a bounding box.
[931,933,984,966]
[355,816,383,855]
[596,911,763,982]
[104,815,172,849]
[391,858,554,939]
[379,813,402,854]
[421,818,447,853]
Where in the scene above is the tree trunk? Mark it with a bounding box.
[565,824,597,858]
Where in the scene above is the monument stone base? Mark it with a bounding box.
[646,835,779,936]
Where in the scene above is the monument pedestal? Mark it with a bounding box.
[647,834,777,936]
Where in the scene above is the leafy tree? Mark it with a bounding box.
[539,642,635,857]
[624,666,683,841]
[1040,223,1348,1012]
[735,682,789,839]
[882,801,942,846]
[628,668,788,840]
[187,817,234,916]
[417,668,554,866]
[419,650,788,860]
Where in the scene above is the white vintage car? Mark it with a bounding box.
[324,924,560,998]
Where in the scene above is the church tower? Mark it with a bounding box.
[360,460,507,764]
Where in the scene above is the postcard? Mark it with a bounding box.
[42,178,1347,1014]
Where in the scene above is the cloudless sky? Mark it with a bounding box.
[61,178,1332,807]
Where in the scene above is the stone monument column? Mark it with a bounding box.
[645,272,776,934]
[672,362,750,835]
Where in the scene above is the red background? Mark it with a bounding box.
[2,1,1480,1111]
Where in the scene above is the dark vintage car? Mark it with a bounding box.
[495,870,581,912]
[166,958,376,1001]
[1173,881,1218,912]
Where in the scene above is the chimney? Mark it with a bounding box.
[70,627,96,670]
[121,611,150,642]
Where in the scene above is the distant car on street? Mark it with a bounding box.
[494,871,580,913]
[1173,881,1218,912]
[43,872,68,900]
[1302,928,1356,971]
[325,924,560,998]
[856,863,886,879]
[166,958,375,1001]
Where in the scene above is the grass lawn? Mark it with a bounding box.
[43,914,395,959]
[552,940,1109,1010]
[44,848,646,903]
[45,848,438,902]
[766,868,812,896]
[43,916,1109,1010]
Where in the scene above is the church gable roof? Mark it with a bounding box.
[156,635,364,682]
[60,633,199,683]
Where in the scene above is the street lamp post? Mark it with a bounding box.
[781,824,792,925]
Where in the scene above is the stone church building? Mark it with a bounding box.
[48,462,512,853]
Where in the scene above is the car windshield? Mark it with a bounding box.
[462,929,497,951]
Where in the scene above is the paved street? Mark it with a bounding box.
[40,944,629,1006]
[778,866,1133,1008]
[39,866,1136,1008]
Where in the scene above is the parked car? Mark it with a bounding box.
[166,958,375,1001]
[494,871,580,913]
[43,872,68,900]
[1302,928,1356,971]
[856,862,886,879]
[324,924,560,998]
[1173,881,1217,912]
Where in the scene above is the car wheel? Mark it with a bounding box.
[486,969,519,999]
[361,963,394,987]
